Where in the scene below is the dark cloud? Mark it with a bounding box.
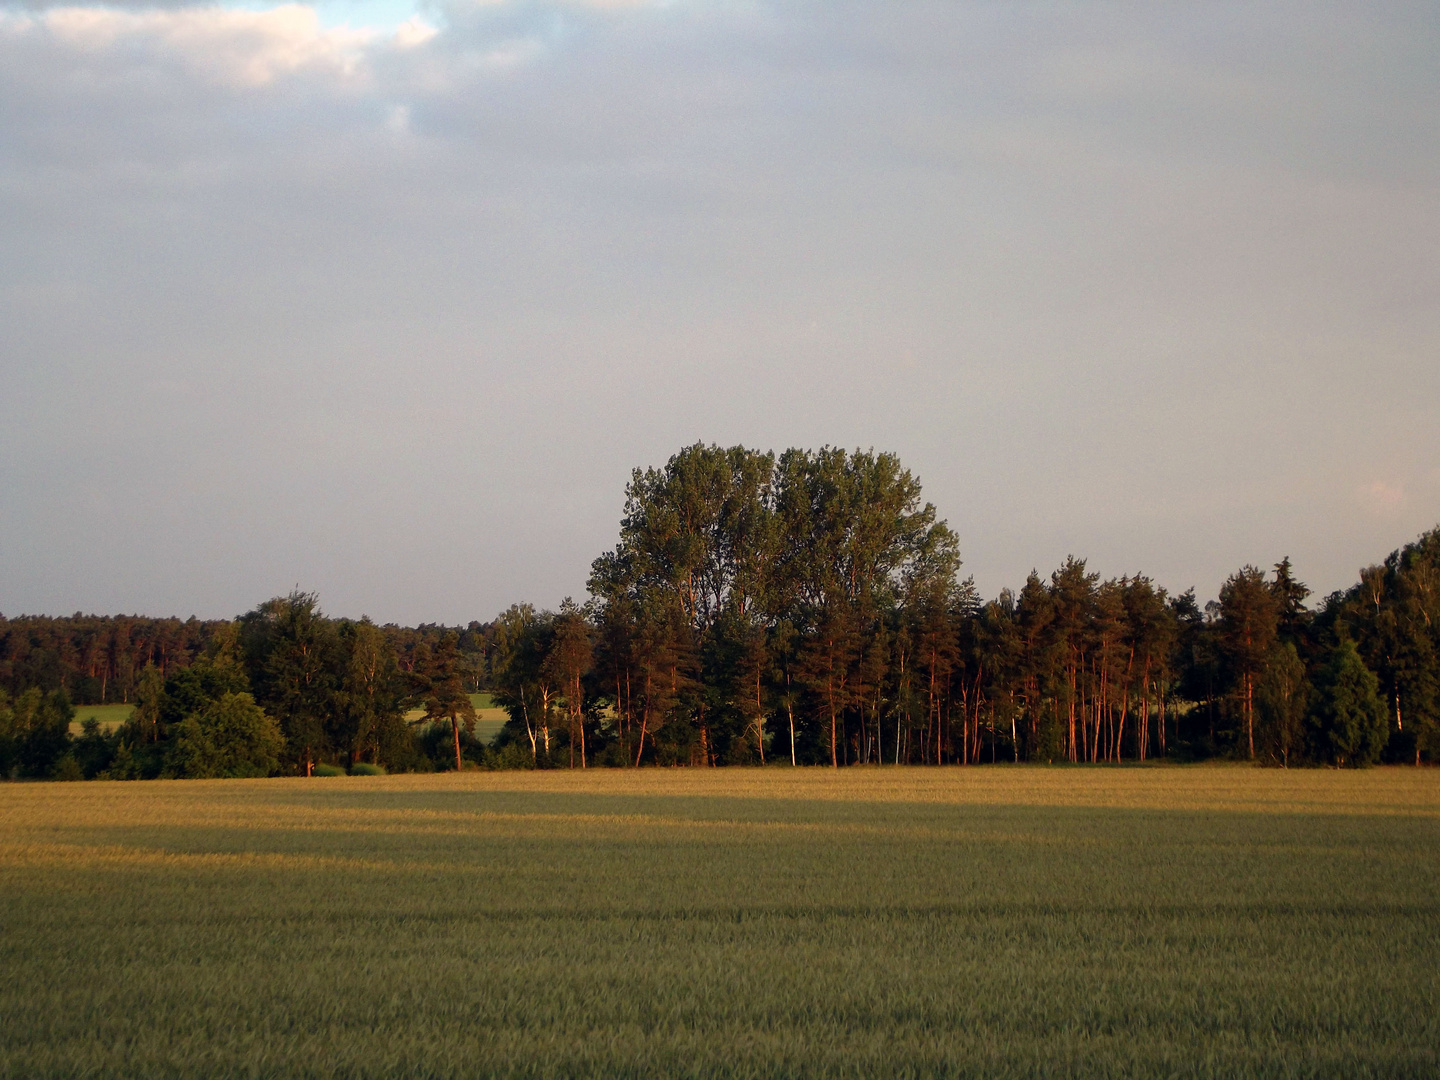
[1,1,1437,621]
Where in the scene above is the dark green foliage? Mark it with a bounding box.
[2,688,76,778]
[128,663,164,745]
[71,717,118,779]
[1311,640,1388,766]
[157,660,249,736]
[47,753,84,781]
[0,600,503,779]
[589,444,966,767]
[97,740,146,781]
[0,612,230,704]
[411,719,488,770]
[6,451,1438,782]
[490,603,560,764]
[1332,528,1440,764]
[1217,565,1280,759]
[241,591,342,773]
[412,631,477,772]
[544,600,594,767]
[165,692,285,778]
[1257,641,1309,767]
[0,689,15,777]
[335,618,409,770]
[93,647,256,780]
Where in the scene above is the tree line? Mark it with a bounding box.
[0,612,490,705]
[2,443,1435,779]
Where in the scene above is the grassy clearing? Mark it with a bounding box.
[404,693,507,742]
[67,696,506,742]
[1,767,1437,1077]
[66,702,133,735]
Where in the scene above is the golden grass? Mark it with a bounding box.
[2,766,1437,1077]
[16,760,1432,814]
[347,761,1440,813]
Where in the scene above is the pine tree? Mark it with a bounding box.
[1217,566,1280,759]
[1312,640,1387,766]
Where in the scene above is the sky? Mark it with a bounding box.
[1,0,1437,625]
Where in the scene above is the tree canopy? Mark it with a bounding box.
[5,443,1437,778]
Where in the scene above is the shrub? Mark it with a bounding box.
[97,742,146,781]
[349,762,386,776]
[487,741,536,770]
[166,692,284,779]
[73,718,119,779]
[314,763,346,777]
[49,754,84,782]
[14,690,75,778]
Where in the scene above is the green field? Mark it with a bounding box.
[404,692,508,742]
[69,695,507,743]
[66,702,134,736]
[2,767,1437,1077]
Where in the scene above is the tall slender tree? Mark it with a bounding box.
[1217,567,1280,759]
[415,632,476,772]
[545,600,593,768]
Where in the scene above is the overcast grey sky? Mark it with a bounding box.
[1,0,1437,624]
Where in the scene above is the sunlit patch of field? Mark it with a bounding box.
[1,767,1437,1077]
[403,692,507,741]
[66,702,133,735]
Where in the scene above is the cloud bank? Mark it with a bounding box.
[1,0,1437,622]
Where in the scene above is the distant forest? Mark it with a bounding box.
[3,444,1437,779]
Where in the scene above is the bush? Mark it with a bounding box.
[14,690,75,778]
[723,732,759,766]
[349,762,386,776]
[486,741,536,770]
[73,718,119,779]
[49,754,84,782]
[97,742,147,781]
[596,742,631,768]
[166,692,284,779]
[314,763,346,777]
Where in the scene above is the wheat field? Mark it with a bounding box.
[2,766,1437,1077]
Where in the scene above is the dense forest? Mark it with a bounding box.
[2,444,1436,779]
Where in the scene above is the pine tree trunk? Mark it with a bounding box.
[755,667,765,765]
[573,702,584,771]
[1246,673,1255,759]
[1068,658,1078,762]
[635,705,648,767]
[788,701,797,767]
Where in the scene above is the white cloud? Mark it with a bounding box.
[452,0,670,9]
[12,4,375,86]
[0,2,481,88]
[0,0,688,95]
[393,14,436,48]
